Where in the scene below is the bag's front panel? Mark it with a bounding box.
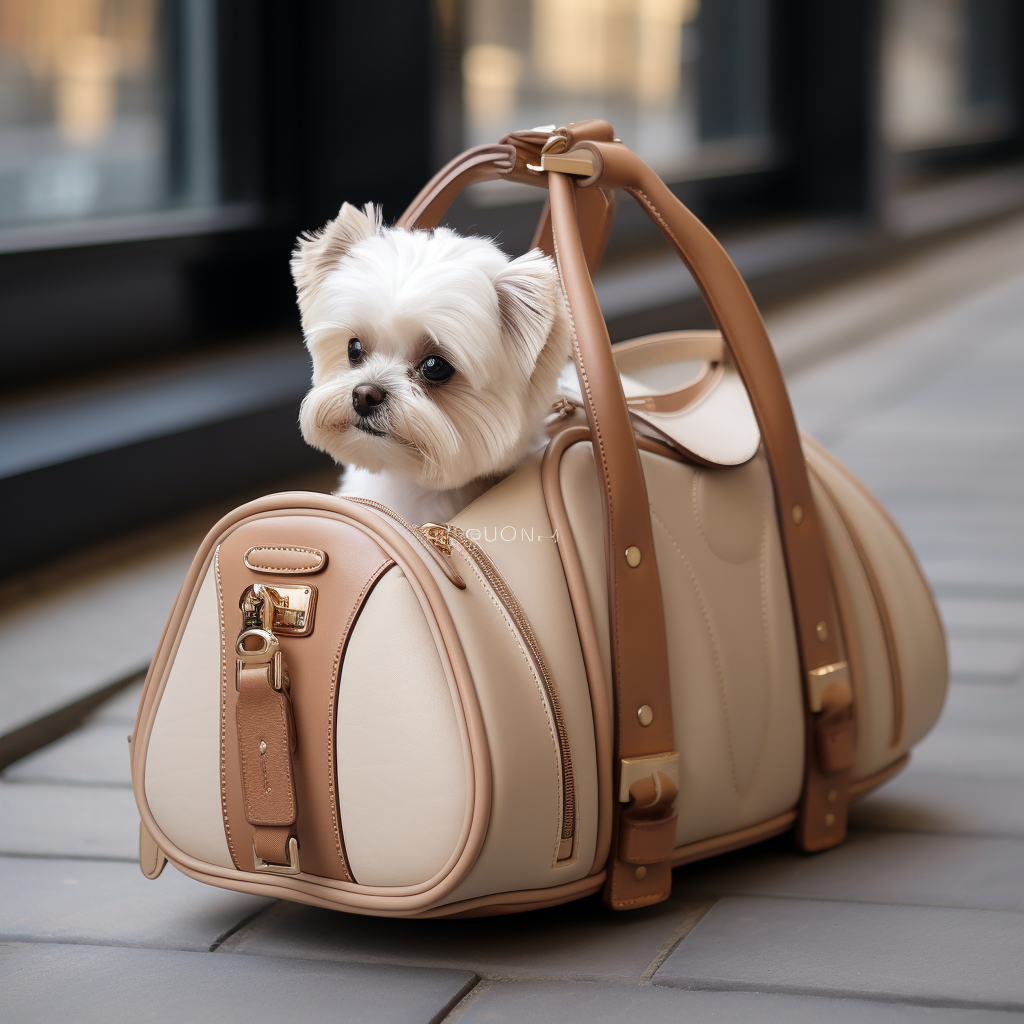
[806,445,948,777]
[145,561,235,869]
[559,442,806,848]
[337,567,470,886]
[436,458,601,905]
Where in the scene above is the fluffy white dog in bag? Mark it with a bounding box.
[292,202,572,525]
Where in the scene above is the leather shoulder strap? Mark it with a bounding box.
[561,140,856,853]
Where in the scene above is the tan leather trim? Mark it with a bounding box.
[132,491,493,914]
[541,426,614,876]
[849,752,910,800]
[243,545,327,575]
[670,810,798,868]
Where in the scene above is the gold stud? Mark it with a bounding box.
[825,813,835,827]
[625,545,642,568]
[827,789,837,803]
[634,865,647,881]
[792,504,804,525]
[637,704,654,727]
[816,621,828,642]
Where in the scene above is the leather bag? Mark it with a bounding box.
[131,123,947,916]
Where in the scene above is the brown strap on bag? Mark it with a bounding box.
[397,124,856,907]
[553,138,856,853]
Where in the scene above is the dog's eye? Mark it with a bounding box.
[348,338,363,364]
[420,355,455,383]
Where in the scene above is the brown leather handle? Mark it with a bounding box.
[554,140,854,853]
[397,126,616,275]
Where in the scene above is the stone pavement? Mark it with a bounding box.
[3,226,1024,1021]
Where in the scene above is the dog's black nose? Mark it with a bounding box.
[352,383,387,417]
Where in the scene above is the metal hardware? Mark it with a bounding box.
[619,752,680,803]
[806,660,852,713]
[634,865,648,881]
[253,835,301,875]
[816,620,829,642]
[235,627,284,691]
[637,704,654,727]
[792,504,804,525]
[625,545,642,568]
[139,822,167,880]
[420,522,452,555]
[240,583,316,637]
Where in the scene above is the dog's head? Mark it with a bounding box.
[292,203,569,490]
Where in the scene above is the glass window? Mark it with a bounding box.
[0,0,220,231]
[883,0,1015,151]
[462,0,774,190]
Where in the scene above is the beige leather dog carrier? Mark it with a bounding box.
[131,122,947,917]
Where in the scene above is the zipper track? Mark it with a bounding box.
[443,525,576,858]
[345,497,466,588]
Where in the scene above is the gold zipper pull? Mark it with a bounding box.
[419,523,452,555]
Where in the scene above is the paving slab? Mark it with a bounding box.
[948,638,1024,682]
[0,942,476,1024]
[672,829,1024,912]
[458,980,1024,1023]
[0,856,272,951]
[0,782,138,859]
[655,896,1024,1010]
[849,770,1024,838]
[909,730,1024,778]
[90,679,145,725]
[935,682,1024,735]
[222,893,712,983]
[0,541,194,740]
[3,723,133,787]
[938,597,1024,637]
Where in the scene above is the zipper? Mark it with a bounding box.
[424,523,577,862]
[345,497,466,589]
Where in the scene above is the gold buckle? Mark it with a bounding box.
[806,661,852,713]
[619,752,680,803]
[235,628,284,691]
[253,836,300,875]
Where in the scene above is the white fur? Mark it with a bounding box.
[292,202,571,524]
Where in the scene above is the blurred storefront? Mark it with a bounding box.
[1,0,1022,572]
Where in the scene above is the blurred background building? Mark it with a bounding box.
[2,0,1023,576]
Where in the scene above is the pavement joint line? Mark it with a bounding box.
[208,903,277,953]
[649,977,1024,1015]
[0,665,148,772]
[432,977,489,1024]
[0,850,137,863]
[0,779,135,790]
[638,899,717,985]
[670,890,1024,916]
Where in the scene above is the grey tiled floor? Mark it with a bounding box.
[3,235,1024,1021]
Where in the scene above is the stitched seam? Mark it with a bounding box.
[327,558,394,878]
[461,552,564,866]
[650,507,741,797]
[215,548,239,868]
[244,545,324,572]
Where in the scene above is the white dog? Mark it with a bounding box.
[292,203,571,524]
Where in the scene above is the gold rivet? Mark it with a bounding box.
[637,704,654,727]
[825,813,836,827]
[625,545,642,568]
[827,789,837,803]
[792,504,804,525]
[634,865,647,881]
[816,621,828,642]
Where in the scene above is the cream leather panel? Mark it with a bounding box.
[145,565,234,869]
[561,443,805,846]
[806,446,947,776]
[440,457,598,903]
[337,568,469,886]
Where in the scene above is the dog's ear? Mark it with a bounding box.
[492,249,559,376]
[291,202,382,303]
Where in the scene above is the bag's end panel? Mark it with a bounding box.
[143,563,235,870]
